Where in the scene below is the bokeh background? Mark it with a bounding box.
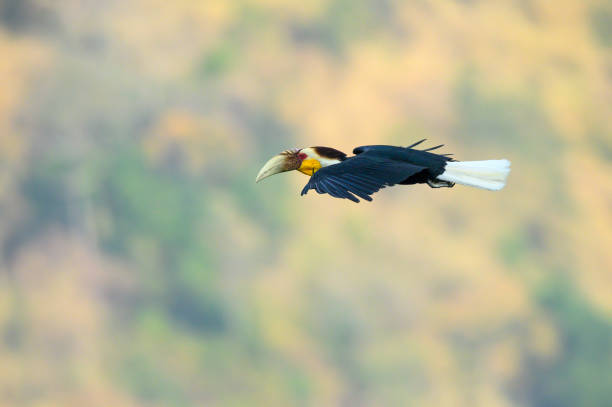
[1,1,612,406]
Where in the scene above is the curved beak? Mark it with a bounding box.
[255,151,300,183]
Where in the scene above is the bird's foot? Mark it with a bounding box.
[427,179,455,188]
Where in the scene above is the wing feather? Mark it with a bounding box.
[422,144,444,152]
[326,176,371,201]
[341,175,376,190]
[301,154,424,202]
[323,178,353,200]
[406,139,427,148]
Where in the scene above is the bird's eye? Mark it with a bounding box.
[298,153,307,160]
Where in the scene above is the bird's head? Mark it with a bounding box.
[255,147,346,182]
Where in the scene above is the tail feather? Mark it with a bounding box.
[437,159,511,191]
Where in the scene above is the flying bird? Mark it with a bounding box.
[255,140,510,202]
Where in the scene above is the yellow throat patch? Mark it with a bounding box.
[298,158,321,176]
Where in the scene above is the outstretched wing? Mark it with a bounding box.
[301,154,424,202]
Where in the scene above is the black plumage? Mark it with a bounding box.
[312,146,347,161]
[301,144,454,202]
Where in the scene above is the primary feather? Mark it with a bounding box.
[301,150,426,202]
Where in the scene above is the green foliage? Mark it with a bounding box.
[0,0,56,33]
[118,353,188,406]
[5,157,80,259]
[290,0,395,55]
[497,221,548,267]
[455,72,561,158]
[100,148,202,252]
[517,278,612,407]
[21,159,75,228]
[498,231,529,266]
[99,148,233,334]
[307,289,366,387]
[589,129,612,162]
[591,5,612,47]
[198,43,237,78]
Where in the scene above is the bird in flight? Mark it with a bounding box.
[255,140,510,202]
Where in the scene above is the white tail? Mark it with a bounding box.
[437,159,511,191]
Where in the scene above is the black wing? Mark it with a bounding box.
[301,154,424,202]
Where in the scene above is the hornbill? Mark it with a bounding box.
[255,140,510,202]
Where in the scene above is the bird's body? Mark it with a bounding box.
[256,141,510,202]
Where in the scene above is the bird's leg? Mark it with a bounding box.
[427,179,455,188]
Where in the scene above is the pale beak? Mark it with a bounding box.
[255,151,300,183]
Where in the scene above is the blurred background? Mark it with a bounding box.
[1,0,611,406]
